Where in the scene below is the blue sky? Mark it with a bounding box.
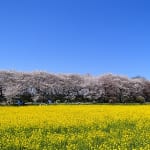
[0,0,150,78]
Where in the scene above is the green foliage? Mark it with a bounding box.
[56,99,61,103]
[136,96,145,103]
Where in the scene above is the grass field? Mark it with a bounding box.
[0,105,150,150]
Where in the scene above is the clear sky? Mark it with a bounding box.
[0,0,150,78]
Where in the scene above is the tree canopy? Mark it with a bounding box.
[0,71,149,104]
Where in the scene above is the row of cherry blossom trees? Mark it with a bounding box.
[0,71,150,104]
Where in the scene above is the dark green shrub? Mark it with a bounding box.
[136,96,145,103]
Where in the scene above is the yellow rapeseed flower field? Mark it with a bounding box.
[0,105,150,150]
